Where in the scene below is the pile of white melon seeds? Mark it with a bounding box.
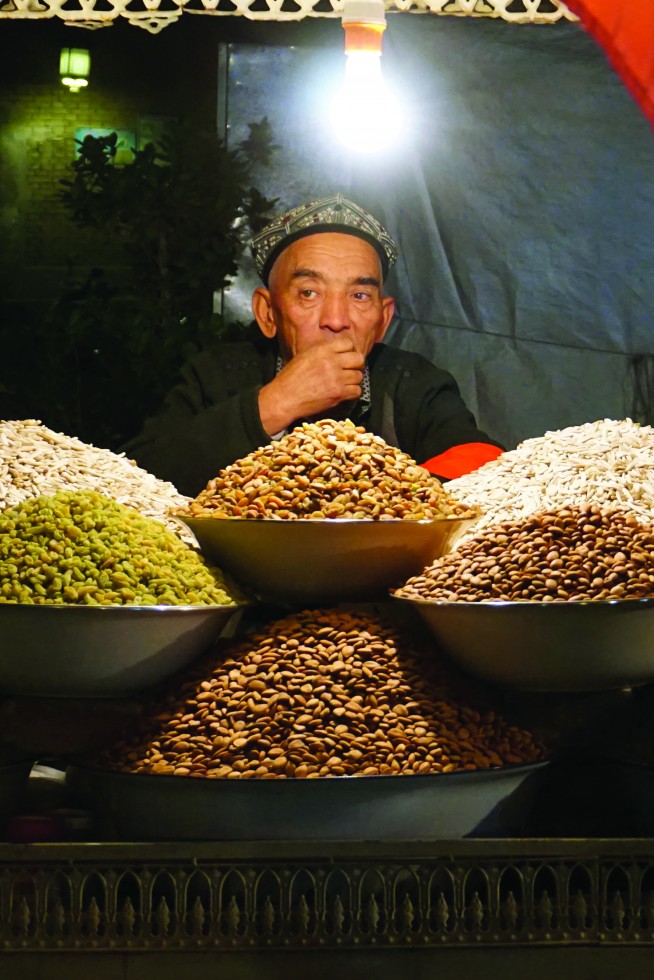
[0,419,193,543]
[447,418,654,545]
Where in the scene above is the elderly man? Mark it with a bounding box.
[125,194,503,496]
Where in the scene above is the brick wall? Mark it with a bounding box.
[0,19,219,321]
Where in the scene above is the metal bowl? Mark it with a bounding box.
[66,760,547,841]
[394,596,654,693]
[180,516,475,604]
[0,602,244,699]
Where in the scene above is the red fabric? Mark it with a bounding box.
[564,0,654,131]
[420,442,504,480]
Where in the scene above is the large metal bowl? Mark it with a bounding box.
[66,760,547,841]
[395,596,654,693]
[180,516,475,604]
[0,602,244,699]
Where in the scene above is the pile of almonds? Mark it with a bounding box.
[177,419,475,521]
[97,608,546,778]
[395,504,654,602]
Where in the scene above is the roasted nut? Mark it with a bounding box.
[176,419,476,522]
[395,504,654,602]
[97,608,547,778]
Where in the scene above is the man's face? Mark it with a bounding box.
[253,232,395,361]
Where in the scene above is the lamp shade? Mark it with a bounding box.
[59,48,91,91]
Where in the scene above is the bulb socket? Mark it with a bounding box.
[343,21,385,54]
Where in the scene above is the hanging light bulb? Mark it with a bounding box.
[330,0,404,154]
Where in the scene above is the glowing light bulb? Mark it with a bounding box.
[330,0,404,154]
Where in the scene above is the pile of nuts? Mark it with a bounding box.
[0,490,241,606]
[395,504,654,602]
[177,419,475,521]
[97,608,546,778]
[0,419,194,543]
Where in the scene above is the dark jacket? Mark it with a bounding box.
[124,330,501,497]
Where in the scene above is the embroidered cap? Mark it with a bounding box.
[250,193,398,285]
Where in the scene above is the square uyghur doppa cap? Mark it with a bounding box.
[250,193,398,286]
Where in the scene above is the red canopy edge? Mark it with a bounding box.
[563,0,654,131]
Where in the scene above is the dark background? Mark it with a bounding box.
[1,12,653,453]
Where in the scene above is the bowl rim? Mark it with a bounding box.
[71,757,549,785]
[0,601,248,614]
[391,594,654,611]
[180,514,477,526]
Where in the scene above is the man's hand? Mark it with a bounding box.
[258,336,365,436]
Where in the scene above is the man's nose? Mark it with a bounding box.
[319,292,350,331]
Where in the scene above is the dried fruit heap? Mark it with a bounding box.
[178,419,475,521]
[0,490,241,606]
[98,608,546,778]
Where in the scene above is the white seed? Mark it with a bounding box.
[448,418,654,544]
[0,419,194,544]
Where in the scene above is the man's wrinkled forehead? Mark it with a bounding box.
[268,232,384,289]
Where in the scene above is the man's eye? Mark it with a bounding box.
[299,289,317,299]
[353,291,372,301]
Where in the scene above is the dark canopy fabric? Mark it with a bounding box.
[224,16,654,450]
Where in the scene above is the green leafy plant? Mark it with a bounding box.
[6,120,277,449]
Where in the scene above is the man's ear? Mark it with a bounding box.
[252,287,277,339]
[376,295,396,343]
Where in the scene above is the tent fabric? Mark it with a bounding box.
[563,0,654,131]
[223,17,654,452]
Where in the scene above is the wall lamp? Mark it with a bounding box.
[59,48,91,93]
